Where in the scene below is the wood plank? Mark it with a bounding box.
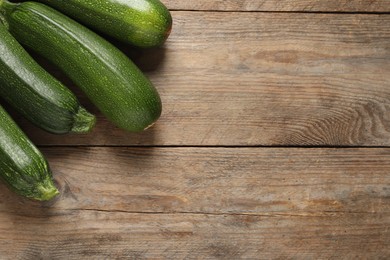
[0,147,389,258]
[163,0,390,12]
[12,12,390,146]
[0,212,389,259]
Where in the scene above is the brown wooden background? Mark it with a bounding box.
[1,0,389,259]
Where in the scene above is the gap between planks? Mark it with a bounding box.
[169,9,390,15]
[35,144,390,149]
[66,208,383,217]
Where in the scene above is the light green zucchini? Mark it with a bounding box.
[0,104,59,201]
[35,0,172,48]
[0,19,95,134]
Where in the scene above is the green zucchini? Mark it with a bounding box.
[35,0,172,48]
[1,1,162,132]
[0,19,95,134]
[0,104,58,201]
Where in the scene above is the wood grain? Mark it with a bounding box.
[163,0,390,12]
[0,148,389,258]
[0,212,388,259]
[1,4,389,259]
[15,12,390,146]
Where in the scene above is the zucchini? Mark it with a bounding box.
[0,19,95,134]
[1,1,162,132]
[0,104,59,201]
[35,0,172,48]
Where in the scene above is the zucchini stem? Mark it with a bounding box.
[35,180,59,201]
[71,107,96,133]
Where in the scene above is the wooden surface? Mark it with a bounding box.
[19,11,390,146]
[164,0,390,12]
[1,0,390,259]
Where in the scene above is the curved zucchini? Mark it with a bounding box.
[0,104,59,201]
[1,1,162,132]
[35,0,172,48]
[0,20,95,134]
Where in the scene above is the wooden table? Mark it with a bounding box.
[1,1,389,258]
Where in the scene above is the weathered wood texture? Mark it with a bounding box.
[15,12,390,146]
[1,2,389,259]
[164,0,390,12]
[0,148,389,259]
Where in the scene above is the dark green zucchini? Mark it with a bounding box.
[0,20,95,134]
[1,1,162,132]
[0,104,58,201]
[35,0,172,48]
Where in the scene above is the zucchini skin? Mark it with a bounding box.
[35,0,172,48]
[0,104,59,201]
[2,1,162,132]
[0,21,95,134]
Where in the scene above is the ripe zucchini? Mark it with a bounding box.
[0,20,95,134]
[1,1,162,132]
[0,104,59,201]
[35,0,172,48]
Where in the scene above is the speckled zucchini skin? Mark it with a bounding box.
[35,0,172,47]
[2,1,162,132]
[0,104,58,201]
[0,21,95,134]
